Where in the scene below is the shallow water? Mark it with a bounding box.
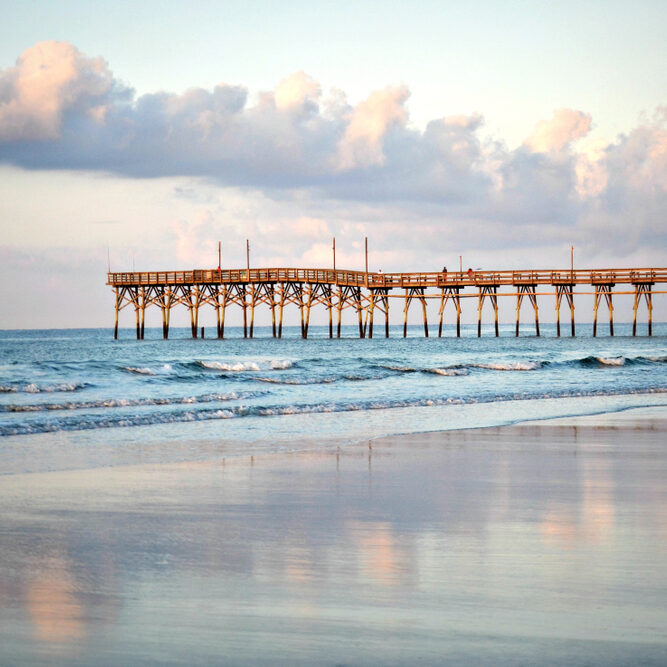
[1,324,666,473]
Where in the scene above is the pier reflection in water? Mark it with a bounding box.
[0,420,666,664]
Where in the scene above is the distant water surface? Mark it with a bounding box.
[0,324,666,473]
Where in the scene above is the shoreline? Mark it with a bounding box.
[1,402,665,482]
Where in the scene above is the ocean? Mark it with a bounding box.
[1,323,666,474]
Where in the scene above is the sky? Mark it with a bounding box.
[0,0,665,328]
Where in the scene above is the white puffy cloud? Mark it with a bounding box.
[524,108,592,153]
[335,85,409,169]
[274,71,321,112]
[0,41,665,264]
[0,41,121,142]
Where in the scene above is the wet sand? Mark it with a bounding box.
[1,406,666,665]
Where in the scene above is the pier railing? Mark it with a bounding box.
[108,267,667,288]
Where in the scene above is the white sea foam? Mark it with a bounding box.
[199,361,261,371]
[474,361,541,371]
[270,359,293,369]
[211,410,234,419]
[430,368,469,376]
[2,392,243,413]
[1,382,87,393]
[597,356,625,366]
[123,366,157,375]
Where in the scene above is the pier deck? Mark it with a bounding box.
[107,267,666,339]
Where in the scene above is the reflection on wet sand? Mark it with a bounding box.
[541,450,617,548]
[27,555,84,644]
[0,411,666,664]
[348,520,412,587]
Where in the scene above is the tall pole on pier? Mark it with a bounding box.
[246,239,250,278]
[365,237,368,274]
[218,241,221,269]
[333,237,336,271]
[570,245,574,281]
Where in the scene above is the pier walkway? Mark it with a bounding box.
[107,267,666,339]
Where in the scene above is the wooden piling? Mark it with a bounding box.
[438,287,461,338]
[368,291,375,339]
[555,284,576,337]
[304,285,313,338]
[219,286,227,339]
[215,289,222,339]
[633,283,653,336]
[134,291,140,340]
[421,290,429,337]
[356,288,365,338]
[403,288,427,337]
[478,285,499,337]
[385,293,390,338]
[113,288,120,339]
[241,286,247,338]
[515,285,539,337]
[593,283,614,337]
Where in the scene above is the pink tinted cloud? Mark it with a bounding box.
[336,85,410,169]
[524,108,592,153]
[0,41,115,141]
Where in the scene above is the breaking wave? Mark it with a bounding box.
[0,382,89,394]
[2,386,665,436]
[428,368,470,376]
[122,366,158,375]
[195,359,293,372]
[0,391,260,413]
[472,361,543,371]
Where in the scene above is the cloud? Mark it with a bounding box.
[274,71,321,112]
[524,108,592,153]
[336,85,409,169]
[0,41,123,142]
[577,107,667,254]
[0,41,665,263]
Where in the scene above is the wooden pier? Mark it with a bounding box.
[107,267,666,339]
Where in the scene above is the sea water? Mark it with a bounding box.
[1,323,666,473]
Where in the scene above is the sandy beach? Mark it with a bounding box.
[1,405,666,665]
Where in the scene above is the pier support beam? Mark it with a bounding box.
[555,284,575,337]
[132,287,141,340]
[403,288,428,338]
[335,285,365,338]
[139,287,147,340]
[356,288,365,338]
[478,285,499,337]
[218,286,228,339]
[304,285,314,338]
[249,284,256,338]
[242,286,248,338]
[515,284,539,337]
[368,289,390,338]
[438,287,461,338]
[593,283,614,337]
[187,286,201,339]
[114,287,120,340]
[632,283,653,336]
[160,287,172,340]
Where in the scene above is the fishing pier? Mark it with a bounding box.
[108,266,665,339]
